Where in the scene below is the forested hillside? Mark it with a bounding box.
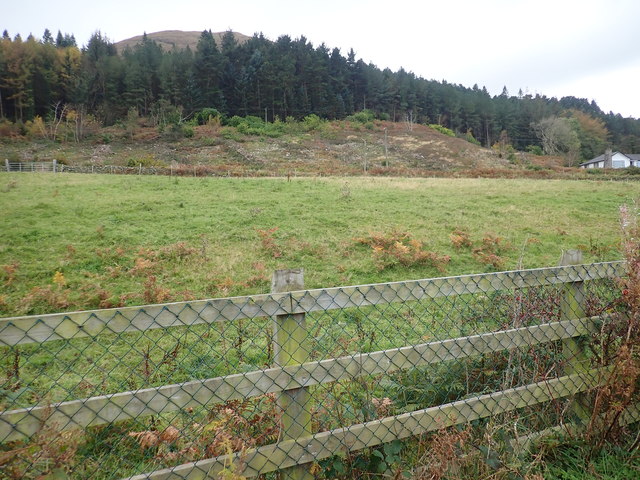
[1,28,639,163]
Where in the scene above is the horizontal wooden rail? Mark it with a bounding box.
[0,316,606,443]
[126,367,613,480]
[511,401,640,452]
[0,262,624,346]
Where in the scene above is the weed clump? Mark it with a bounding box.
[472,234,511,270]
[449,229,472,249]
[354,231,450,272]
[256,227,282,258]
[1,262,19,286]
[126,395,280,472]
[583,203,640,452]
[1,425,80,479]
[449,229,512,270]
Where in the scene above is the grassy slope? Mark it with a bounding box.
[1,120,545,175]
[1,173,638,316]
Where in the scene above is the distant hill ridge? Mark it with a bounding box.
[114,30,251,53]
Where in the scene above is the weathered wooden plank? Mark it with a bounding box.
[0,293,291,346]
[125,367,611,480]
[272,269,314,480]
[0,262,623,346]
[511,401,640,452]
[0,316,605,443]
[620,403,640,426]
[292,262,625,315]
[560,250,590,422]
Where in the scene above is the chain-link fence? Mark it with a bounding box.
[0,256,636,479]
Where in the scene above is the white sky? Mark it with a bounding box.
[5,0,640,118]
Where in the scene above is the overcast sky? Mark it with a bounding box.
[5,0,640,118]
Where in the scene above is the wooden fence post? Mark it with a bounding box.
[271,269,314,480]
[5,159,9,172]
[560,249,590,422]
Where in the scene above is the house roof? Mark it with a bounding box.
[579,151,635,166]
[581,153,607,165]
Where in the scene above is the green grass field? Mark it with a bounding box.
[1,173,639,316]
[1,173,639,479]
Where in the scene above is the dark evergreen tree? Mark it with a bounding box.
[82,32,123,123]
[42,29,54,45]
[219,30,244,116]
[31,39,60,118]
[122,34,163,115]
[194,30,224,110]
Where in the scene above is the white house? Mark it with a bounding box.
[580,150,640,169]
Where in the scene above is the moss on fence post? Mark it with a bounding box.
[560,249,590,423]
[271,269,314,480]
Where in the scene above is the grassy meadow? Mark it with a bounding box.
[1,172,640,479]
[1,172,638,316]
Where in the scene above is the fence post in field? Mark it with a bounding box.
[271,269,313,480]
[52,159,57,173]
[560,249,590,422]
[4,159,8,172]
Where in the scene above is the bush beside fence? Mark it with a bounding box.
[0,256,637,479]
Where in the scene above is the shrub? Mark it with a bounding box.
[347,110,375,124]
[301,114,325,132]
[126,155,158,167]
[54,153,69,165]
[162,123,193,141]
[182,126,194,138]
[461,130,481,145]
[16,119,27,136]
[429,124,456,137]
[220,127,245,141]
[225,115,245,128]
[28,116,47,138]
[151,100,183,127]
[227,115,285,138]
[0,119,19,138]
[194,108,223,125]
[526,164,544,171]
[526,145,544,156]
